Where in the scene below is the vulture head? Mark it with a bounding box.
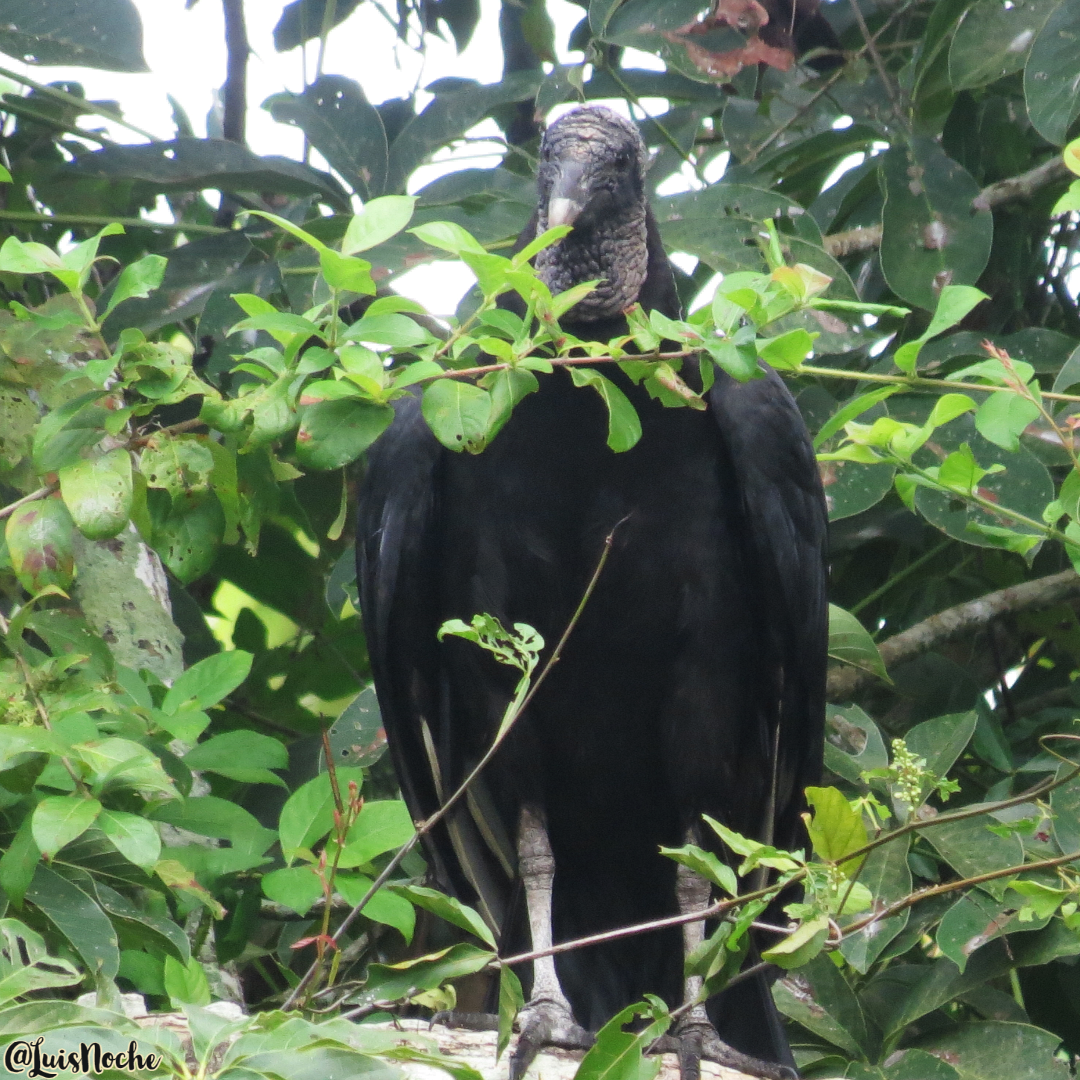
[534,106,650,323]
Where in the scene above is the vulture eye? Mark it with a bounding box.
[614,149,632,169]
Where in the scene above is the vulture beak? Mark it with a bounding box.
[547,160,590,228]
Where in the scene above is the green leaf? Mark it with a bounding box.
[319,249,375,294]
[335,874,416,942]
[5,498,76,594]
[161,650,253,714]
[366,942,494,1001]
[97,809,161,871]
[265,74,389,199]
[1025,0,1080,145]
[262,865,323,915]
[828,604,889,684]
[31,391,109,474]
[936,892,1021,973]
[949,0,1056,90]
[422,380,492,452]
[163,955,212,1006]
[31,795,102,859]
[390,884,495,947]
[839,833,912,973]
[147,489,224,584]
[0,919,81,1007]
[804,786,868,872]
[295,399,393,470]
[880,140,993,311]
[568,367,642,452]
[343,195,418,253]
[658,844,738,896]
[922,810,1025,898]
[498,966,524,1061]
[0,0,149,71]
[58,447,133,540]
[102,253,168,320]
[409,220,487,256]
[904,711,978,794]
[913,1020,1069,1079]
[151,796,276,855]
[0,815,41,907]
[974,390,1041,452]
[332,800,415,867]
[893,286,989,373]
[278,767,367,863]
[24,864,119,980]
[761,914,830,969]
[574,996,670,1080]
[182,730,288,786]
[757,328,815,370]
[772,953,872,1057]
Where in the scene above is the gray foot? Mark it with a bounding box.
[509,996,593,1080]
[652,1018,798,1080]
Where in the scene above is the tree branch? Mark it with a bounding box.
[823,156,1073,259]
[215,0,250,229]
[827,569,1080,701]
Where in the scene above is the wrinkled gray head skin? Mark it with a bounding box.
[534,106,649,323]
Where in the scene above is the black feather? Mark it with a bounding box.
[357,106,827,1065]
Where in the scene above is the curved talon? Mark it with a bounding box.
[509,997,593,1080]
[677,1019,798,1080]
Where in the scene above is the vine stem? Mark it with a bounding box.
[800,363,1080,404]
[282,522,623,1010]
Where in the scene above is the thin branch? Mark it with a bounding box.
[973,156,1073,212]
[0,485,56,522]
[800,362,1080,403]
[494,740,1080,972]
[847,0,901,110]
[828,570,1080,701]
[0,64,159,141]
[0,211,227,235]
[840,848,1080,937]
[282,525,622,1010]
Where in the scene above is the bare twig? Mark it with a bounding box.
[828,570,1080,700]
[840,848,1080,937]
[0,485,56,522]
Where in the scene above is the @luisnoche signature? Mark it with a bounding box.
[4,1036,161,1077]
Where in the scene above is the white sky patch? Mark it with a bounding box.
[690,271,723,313]
[668,252,698,275]
[5,0,699,317]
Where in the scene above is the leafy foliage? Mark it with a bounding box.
[3,0,1080,1078]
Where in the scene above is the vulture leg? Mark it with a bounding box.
[672,834,798,1080]
[509,806,592,1080]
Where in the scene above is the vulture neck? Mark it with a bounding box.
[534,203,648,324]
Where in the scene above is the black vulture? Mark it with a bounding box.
[357,106,827,1080]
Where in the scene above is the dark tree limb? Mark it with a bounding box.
[215,0,251,228]
[827,569,1080,701]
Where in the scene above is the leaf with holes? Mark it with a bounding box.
[880,140,993,310]
[265,75,389,198]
